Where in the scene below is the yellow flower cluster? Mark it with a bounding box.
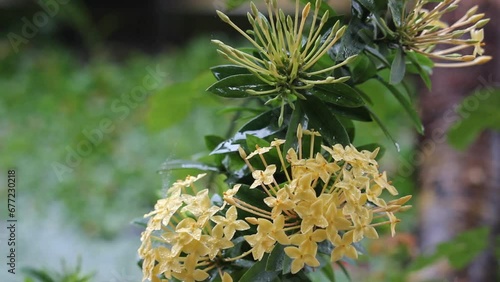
[138,126,411,280]
[138,174,248,282]
[226,125,411,274]
[213,0,355,125]
[399,0,491,67]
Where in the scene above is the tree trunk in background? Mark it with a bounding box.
[415,0,500,281]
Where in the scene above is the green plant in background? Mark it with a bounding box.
[408,227,490,273]
[137,0,491,281]
[23,258,94,282]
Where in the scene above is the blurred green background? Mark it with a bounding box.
[1,0,495,281]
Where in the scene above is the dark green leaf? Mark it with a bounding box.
[266,244,285,272]
[245,134,271,152]
[388,0,404,26]
[238,254,279,282]
[284,271,312,282]
[211,108,286,154]
[245,134,281,170]
[206,74,274,98]
[205,135,226,151]
[299,96,350,146]
[364,46,391,66]
[305,83,364,108]
[330,4,370,61]
[328,104,372,121]
[234,184,270,212]
[349,54,377,84]
[390,47,406,85]
[337,116,355,141]
[211,65,251,80]
[356,0,386,12]
[366,106,400,150]
[284,105,307,154]
[282,254,293,275]
[377,76,424,134]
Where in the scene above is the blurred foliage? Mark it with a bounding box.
[408,227,490,272]
[23,258,94,282]
[0,36,232,238]
[447,89,500,150]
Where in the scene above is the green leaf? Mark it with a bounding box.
[205,135,226,151]
[447,89,500,150]
[305,83,364,108]
[210,65,251,80]
[388,0,404,27]
[284,105,307,154]
[406,51,434,89]
[337,116,355,141]
[331,2,372,61]
[321,260,336,282]
[266,244,285,272]
[364,46,391,66]
[376,76,424,134]
[299,96,350,146]
[245,134,271,151]
[239,254,279,282]
[282,254,293,275]
[356,0,386,13]
[327,104,372,121]
[390,47,406,85]
[233,184,270,212]
[212,107,286,154]
[349,54,377,84]
[366,106,400,150]
[335,261,352,281]
[206,74,274,98]
[245,134,281,170]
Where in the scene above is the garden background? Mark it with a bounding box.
[0,0,498,281]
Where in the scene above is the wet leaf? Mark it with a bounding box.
[306,83,364,108]
[210,65,251,80]
[299,96,350,146]
[390,47,406,85]
[206,74,274,98]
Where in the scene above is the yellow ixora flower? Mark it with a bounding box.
[399,0,491,67]
[223,125,412,274]
[138,174,248,282]
[213,0,356,124]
